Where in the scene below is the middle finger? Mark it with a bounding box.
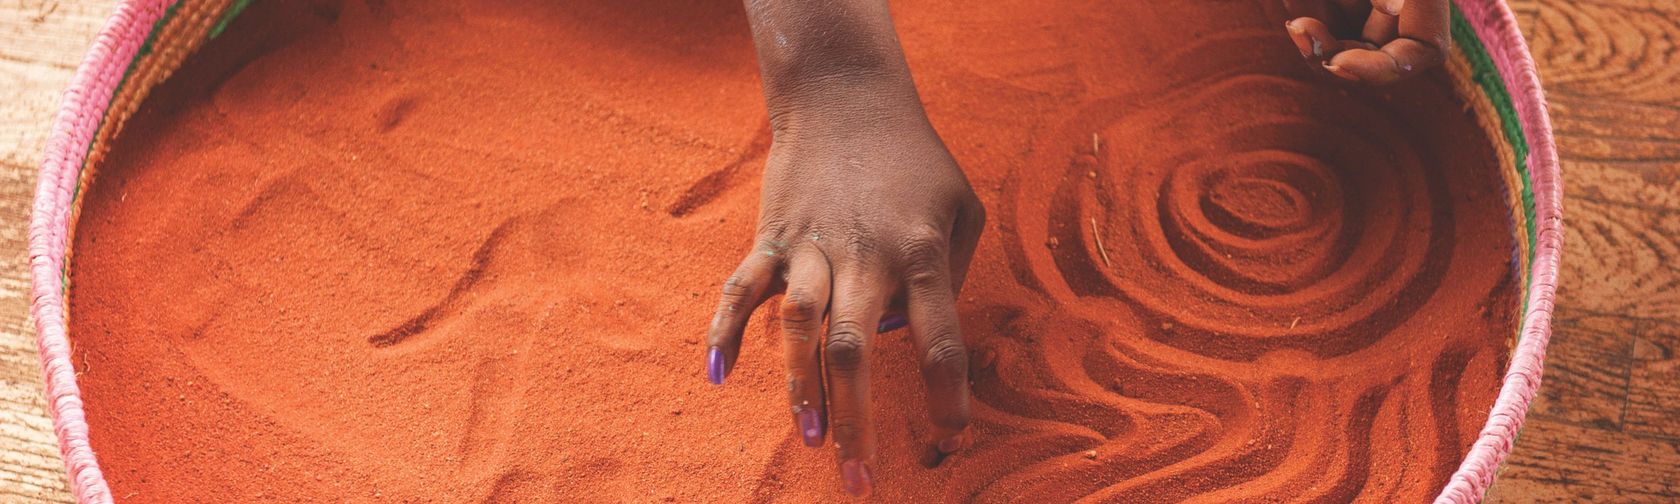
[780,248,832,448]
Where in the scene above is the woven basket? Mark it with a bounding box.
[26,1,1561,502]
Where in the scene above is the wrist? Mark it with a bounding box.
[763,75,929,142]
[744,0,925,137]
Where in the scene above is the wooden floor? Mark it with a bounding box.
[0,0,1675,501]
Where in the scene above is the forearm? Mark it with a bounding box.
[742,0,927,134]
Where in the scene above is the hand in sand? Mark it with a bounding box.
[706,1,985,496]
[705,112,984,496]
[1284,0,1452,84]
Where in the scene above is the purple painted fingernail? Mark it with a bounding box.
[877,314,908,333]
[706,346,726,385]
[796,409,824,447]
[840,460,873,497]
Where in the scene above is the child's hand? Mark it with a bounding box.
[1284,0,1451,84]
[703,87,984,497]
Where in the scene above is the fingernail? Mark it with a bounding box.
[796,409,824,447]
[840,460,873,497]
[1323,63,1361,82]
[877,314,908,333]
[1284,21,1311,59]
[706,346,727,385]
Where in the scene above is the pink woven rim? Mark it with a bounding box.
[27,1,1559,503]
[29,1,173,502]
[1434,0,1562,502]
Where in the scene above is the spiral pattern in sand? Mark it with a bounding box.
[945,32,1515,502]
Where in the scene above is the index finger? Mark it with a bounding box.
[705,249,781,385]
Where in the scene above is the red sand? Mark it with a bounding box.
[69,0,1517,501]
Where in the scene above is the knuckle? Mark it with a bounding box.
[719,274,753,302]
[779,291,824,325]
[824,322,871,372]
[756,221,792,243]
[897,227,948,269]
[905,267,946,291]
[715,273,761,318]
[921,336,969,380]
[842,232,878,261]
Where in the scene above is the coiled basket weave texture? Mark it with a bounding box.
[26,0,1562,502]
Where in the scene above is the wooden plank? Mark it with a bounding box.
[0,0,119,502]
[1524,306,1636,429]
[1488,0,1680,500]
[1557,198,1680,320]
[1520,0,1680,107]
[1488,417,1680,503]
[1626,320,1680,439]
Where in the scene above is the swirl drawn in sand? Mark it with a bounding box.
[942,30,1511,502]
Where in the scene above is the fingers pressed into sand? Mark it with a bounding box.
[706,250,780,385]
[1324,38,1443,84]
[1328,0,1447,83]
[903,249,972,454]
[824,271,889,497]
[780,250,832,448]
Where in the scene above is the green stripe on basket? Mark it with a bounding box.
[209,0,254,39]
[61,3,183,293]
[1449,5,1536,356]
[1450,5,1537,261]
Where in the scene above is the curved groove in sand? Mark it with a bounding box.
[948,29,1510,502]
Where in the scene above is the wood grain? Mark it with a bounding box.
[1626,321,1680,439]
[1488,0,1680,501]
[1491,416,1680,502]
[0,0,1676,502]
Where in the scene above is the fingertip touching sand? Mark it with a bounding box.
[68,0,1516,501]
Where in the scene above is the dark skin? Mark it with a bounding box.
[706,0,1451,496]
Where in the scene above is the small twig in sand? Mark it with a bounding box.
[1091,217,1111,268]
[1092,133,1101,156]
[1289,317,1301,329]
